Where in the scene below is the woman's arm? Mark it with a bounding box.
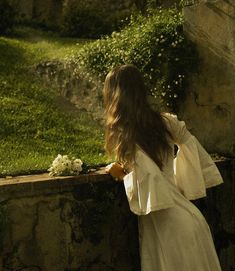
[165,113,223,200]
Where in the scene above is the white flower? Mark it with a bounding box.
[72,159,83,173]
[48,155,83,177]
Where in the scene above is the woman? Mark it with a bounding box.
[104,64,223,271]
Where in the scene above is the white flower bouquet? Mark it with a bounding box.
[48,154,83,177]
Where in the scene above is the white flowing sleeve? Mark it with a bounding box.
[165,114,223,200]
[123,149,174,215]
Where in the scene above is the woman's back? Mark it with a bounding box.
[123,113,223,271]
[103,64,223,271]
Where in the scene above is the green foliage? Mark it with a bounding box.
[0,0,16,34]
[180,0,198,7]
[76,8,198,110]
[0,31,107,177]
[61,3,111,39]
[60,2,131,39]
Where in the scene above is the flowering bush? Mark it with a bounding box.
[48,154,83,177]
[73,8,198,110]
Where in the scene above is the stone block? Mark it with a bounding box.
[179,0,235,156]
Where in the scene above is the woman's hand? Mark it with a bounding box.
[105,162,126,182]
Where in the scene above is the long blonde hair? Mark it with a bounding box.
[103,64,172,170]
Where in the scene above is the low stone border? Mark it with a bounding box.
[0,159,233,202]
[0,168,113,202]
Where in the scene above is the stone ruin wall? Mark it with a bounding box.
[0,173,140,271]
[179,0,235,156]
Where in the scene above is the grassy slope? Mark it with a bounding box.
[0,27,107,177]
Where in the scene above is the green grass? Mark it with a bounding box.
[0,27,107,177]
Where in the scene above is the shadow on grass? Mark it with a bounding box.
[0,38,29,74]
[11,26,91,46]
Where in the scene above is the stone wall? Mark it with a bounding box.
[0,160,234,271]
[193,160,235,271]
[179,0,235,156]
[0,172,140,271]
[35,60,105,122]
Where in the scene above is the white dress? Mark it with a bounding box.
[123,114,223,271]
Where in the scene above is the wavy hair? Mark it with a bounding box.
[103,64,172,170]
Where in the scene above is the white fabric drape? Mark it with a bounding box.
[124,149,175,215]
[174,135,223,200]
[123,113,223,214]
[123,114,223,271]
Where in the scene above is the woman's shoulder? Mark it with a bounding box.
[161,112,179,128]
[161,112,189,142]
[161,112,177,121]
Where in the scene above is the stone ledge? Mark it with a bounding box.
[0,168,113,202]
[0,159,233,202]
[0,169,140,271]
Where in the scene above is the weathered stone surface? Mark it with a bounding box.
[192,160,235,271]
[0,172,140,271]
[179,0,235,156]
[35,60,105,121]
